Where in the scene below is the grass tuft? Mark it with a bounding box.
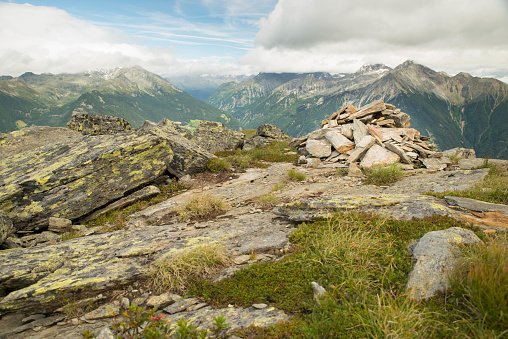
[177,194,230,221]
[449,233,508,331]
[288,169,306,181]
[363,163,404,186]
[150,242,232,295]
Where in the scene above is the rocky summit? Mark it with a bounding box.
[0,111,507,338]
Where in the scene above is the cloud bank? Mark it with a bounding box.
[244,0,508,81]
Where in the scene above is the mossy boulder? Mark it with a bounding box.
[191,121,244,154]
[0,132,173,233]
[136,120,212,178]
[243,124,292,151]
[66,113,133,135]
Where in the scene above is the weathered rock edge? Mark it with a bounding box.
[0,133,173,233]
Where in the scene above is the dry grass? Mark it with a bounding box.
[149,243,232,294]
[177,194,230,221]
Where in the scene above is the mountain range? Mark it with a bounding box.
[1,62,507,159]
[0,66,240,133]
[207,61,508,159]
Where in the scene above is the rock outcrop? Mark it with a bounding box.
[243,124,293,150]
[136,120,212,178]
[0,132,173,233]
[191,121,244,154]
[405,227,483,300]
[66,113,133,135]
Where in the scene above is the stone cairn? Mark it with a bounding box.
[291,99,451,171]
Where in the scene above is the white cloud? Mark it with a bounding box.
[0,2,229,77]
[245,0,508,79]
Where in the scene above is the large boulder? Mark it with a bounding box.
[243,124,292,151]
[136,120,212,178]
[405,227,483,300]
[0,132,173,233]
[191,121,244,154]
[66,113,133,135]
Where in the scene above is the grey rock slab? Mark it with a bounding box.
[421,158,447,171]
[444,196,508,217]
[163,305,290,332]
[273,194,456,222]
[352,119,369,145]
[384,142,412,164]
[359,144,400,168]
[47,217,72,234]
[146,292,182,309]
[406,227,483,300]
[306,139,332,158]
[384,168,490,195]
[163,298,199,314]
[324,130,355,153]
[84,304,120,320]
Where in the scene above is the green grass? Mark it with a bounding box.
[363,163,404,186]
[211,141,299,172]
[187,212,497,338]
[85,180,188,231]
[288,169,306,181]
[425,162,508,205]
[449,232,508,333]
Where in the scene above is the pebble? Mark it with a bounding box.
[252,303,268,309]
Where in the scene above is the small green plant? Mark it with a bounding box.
[288,169,306,181]
[271,182,286,192]
[446,154,461,164]
[150,242,232,294]
[336,167,349,176]
[363,163,404,185]
[209,314,230,338]
[111,303,173,338]
[177,194,230,221]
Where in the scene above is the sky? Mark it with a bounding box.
[1,0,508,83]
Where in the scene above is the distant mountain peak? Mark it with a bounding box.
[355,64,391,75]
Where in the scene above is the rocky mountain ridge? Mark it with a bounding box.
[207,60,508,159]
[0,66,240,133]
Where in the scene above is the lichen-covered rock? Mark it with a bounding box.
[243,124,292,150]
[191,121,244,154]
[137,120,211,178]
[0,126,82,158]
[256,124,291,140]
[406,227,483,300]
[66,113,133,135]
[0,132,173,232]
[0,211,12,246]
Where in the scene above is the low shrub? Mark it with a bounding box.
[363,163,404,185]
[206,158,232,172]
